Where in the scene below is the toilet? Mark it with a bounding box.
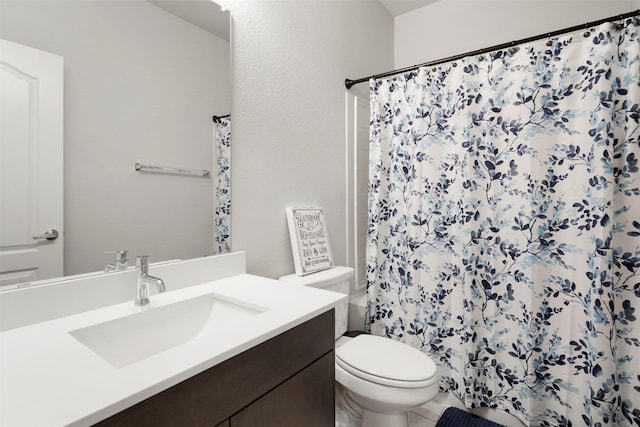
[279,266,439,427]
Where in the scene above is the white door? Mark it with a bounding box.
[0,39,64,287]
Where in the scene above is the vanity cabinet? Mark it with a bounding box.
[95,309,335,427]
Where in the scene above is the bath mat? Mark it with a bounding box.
[435,407,506,427]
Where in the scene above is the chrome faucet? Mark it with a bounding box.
[135,255,166,306]
[105,250,129,272]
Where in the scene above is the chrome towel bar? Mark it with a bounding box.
[135,162,210,177]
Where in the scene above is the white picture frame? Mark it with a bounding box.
[286,207,334,276]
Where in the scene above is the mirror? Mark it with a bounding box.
[0,0,231,285]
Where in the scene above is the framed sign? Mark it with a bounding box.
[286,207,334,276]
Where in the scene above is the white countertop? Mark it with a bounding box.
[0,274,346,427]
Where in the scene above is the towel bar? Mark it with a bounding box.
[135,163,210,177]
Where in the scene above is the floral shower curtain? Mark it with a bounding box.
[366,16,640,426]
[214,116,231,254]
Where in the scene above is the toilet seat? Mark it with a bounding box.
[335,335,437,389]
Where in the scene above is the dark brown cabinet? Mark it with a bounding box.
[230,352,334,426]
[96,310,335,427]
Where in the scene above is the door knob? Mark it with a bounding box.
[32,229,59,241]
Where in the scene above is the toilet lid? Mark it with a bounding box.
[335,335,437,388]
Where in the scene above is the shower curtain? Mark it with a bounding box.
[366,17,639,426]
[214,116,231,254]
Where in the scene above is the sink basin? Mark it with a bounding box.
[70,294,267,368]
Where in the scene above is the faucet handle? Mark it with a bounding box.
[136,255,150,273]
[105,250,129,272]
[112,250,129,263]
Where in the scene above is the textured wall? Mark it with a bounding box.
[395,0,640,68]
[230,0,394,278]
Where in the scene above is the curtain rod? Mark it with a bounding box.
[212,114,230,123]
[345,9,640,89]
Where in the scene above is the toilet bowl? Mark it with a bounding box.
[279,267,439,427]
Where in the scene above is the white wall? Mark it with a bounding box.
[229,0,394,278]
[0,1,230,275]
[395,0,640,68]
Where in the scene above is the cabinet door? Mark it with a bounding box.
[230,352,334,427]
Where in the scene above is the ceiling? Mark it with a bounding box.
[379,0,439,16]
[147,0,230,41]
[146,0,439,42]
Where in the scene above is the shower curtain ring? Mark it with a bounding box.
[546,33,553,46]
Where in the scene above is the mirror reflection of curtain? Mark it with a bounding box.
[367,17,640,426]
[214,117,231,254]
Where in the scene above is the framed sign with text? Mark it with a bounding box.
[286,207,334,276]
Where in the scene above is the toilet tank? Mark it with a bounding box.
[279,266,353,339]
